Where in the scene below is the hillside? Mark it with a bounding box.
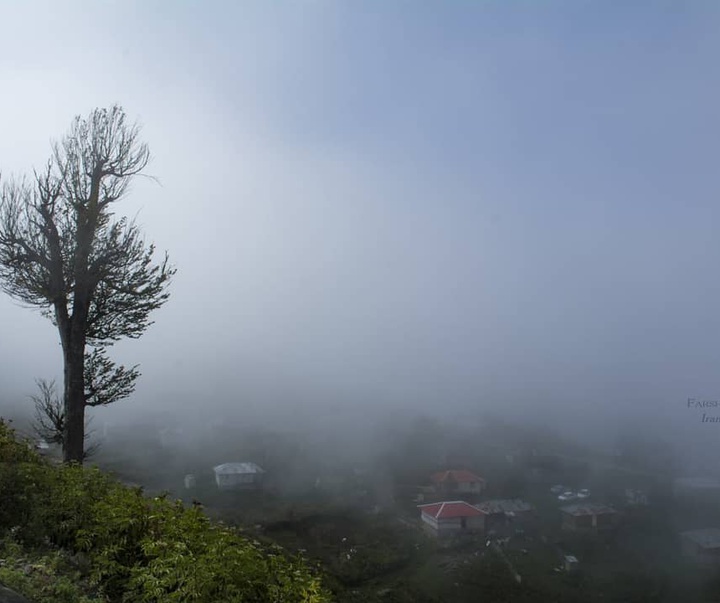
[0,419,330,603]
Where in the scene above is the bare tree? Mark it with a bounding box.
[32,379,65,446]
[31,378,100,460]
[0,105,175,463]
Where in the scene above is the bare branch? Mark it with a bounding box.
[31,379,65,445]
[30,379,101,459]
[84,347,140,407]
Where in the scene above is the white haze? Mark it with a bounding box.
[0,2,719,463]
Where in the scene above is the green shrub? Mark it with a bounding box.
[0,419,45,535]
[0,418,330,602]
[89,494,328,602]
[0,537,102,603]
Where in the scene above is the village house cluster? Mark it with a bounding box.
[98,415,720,577]
[416,468,622,540]
[413,461,720,573]
[417,469,539,538]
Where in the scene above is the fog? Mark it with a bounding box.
[1,1,720,469]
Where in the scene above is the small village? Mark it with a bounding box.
[74,412,720,602]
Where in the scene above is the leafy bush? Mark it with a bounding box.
[0,538,102,603]
[0,418,330,602]
[0,419,45,534]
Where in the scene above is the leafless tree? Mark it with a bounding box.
[0,106,175,463]
[32,379,65,446]
[31,378,100,460]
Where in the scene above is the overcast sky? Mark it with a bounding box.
[1,1,719,448]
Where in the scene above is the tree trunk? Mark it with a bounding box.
[63,199,94,464]
[62,332,86,464]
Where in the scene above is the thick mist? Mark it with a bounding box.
[1,1,719,475]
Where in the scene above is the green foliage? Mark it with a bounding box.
[0,419,40,463]
[0,418,45,533]
[329,543,411,587]
[0,418,330,602]
[0,537,102,602]
[264,512,421,594]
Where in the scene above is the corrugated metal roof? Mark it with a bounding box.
[476,499,534,515]
[680,528,720,549]
[560,503,617,516]
[213,462,265,474]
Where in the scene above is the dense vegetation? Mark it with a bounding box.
[0,419,330,602]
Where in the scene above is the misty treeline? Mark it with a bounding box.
[0,105,175,463]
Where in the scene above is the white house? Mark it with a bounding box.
[213,462,265,491]
[418,501,485,537]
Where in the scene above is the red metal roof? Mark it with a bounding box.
[430,469,484,484]
[418,501,485,519]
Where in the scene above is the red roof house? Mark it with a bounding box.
[430,469,486,495]
[418,501,486,536]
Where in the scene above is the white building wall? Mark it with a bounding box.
[431,516,484,536]
[421,514,439,531]
[215,472,259,489]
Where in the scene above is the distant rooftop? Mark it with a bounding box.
[418,501,485,519]
[475,499,534,515]
[560,503,617,516]
[430,469,484,484]
[680,528,720,549]
[213,462,265,475]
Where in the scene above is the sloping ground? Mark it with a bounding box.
[0,419,330,603]
[0,585,31,603]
